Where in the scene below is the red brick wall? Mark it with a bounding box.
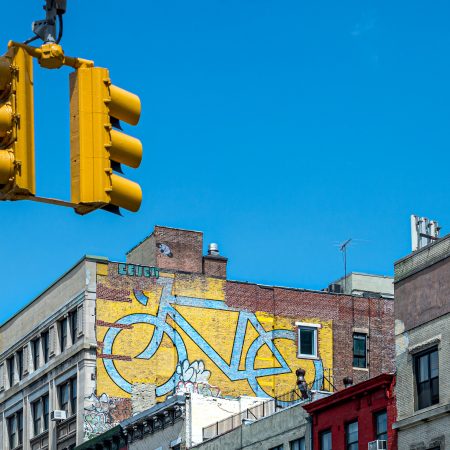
[225,282,395,389]
[305,374,397,450]
[154,226,203,273]
[202,256,227,278]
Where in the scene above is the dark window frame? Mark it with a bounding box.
[297,325,318,358]
[18,410,23,444]
[70,309,78,344]
[42,330,50,363]
[32,398,42,436]
[60,318,68,353]
[43,394,49,431]
[414,347,439,410]
[320,429,332,450]
[59,377,77,417]
[346,420,358,450]
[32,394,49,437]
[16,350,23,381]
[290,437,305,450]
[70,377,77,414]
[33,338,40,371]
[353,333,367,368]
[7,410,23,449]
[374,409,387,441]
[7,415,17,449]
[7,355,15,386]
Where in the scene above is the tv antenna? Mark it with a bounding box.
[340,238,352,291]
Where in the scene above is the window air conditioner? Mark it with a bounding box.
[368,441,387,450]
[50,410,67,421]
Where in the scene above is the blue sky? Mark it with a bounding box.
[1,1,450,322]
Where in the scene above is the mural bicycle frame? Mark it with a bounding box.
[102,277,324,399]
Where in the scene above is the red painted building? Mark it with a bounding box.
[303,373,397,450]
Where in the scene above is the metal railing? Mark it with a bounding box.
[202,398,277,441]
[202,372,336,442]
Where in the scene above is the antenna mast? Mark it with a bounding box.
[340,238,352,292]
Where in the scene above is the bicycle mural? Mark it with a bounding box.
[95,264,333,406]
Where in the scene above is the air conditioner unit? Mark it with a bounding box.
[368,440,387,450]
[50,410,67,421]
[328,283,343,293]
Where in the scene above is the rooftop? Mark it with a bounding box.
[394,233,450,283]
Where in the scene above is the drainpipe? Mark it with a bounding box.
[185,393,192,448]
[307,414,314,450]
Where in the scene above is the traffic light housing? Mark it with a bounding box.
[0,46,35,199]
[70,66,142,214]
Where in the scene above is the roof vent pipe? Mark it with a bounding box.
[343,376,353,388]
[208,243,220,256]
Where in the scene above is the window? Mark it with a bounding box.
[415,347,439,410]
[297,323,320,358]
[346,421,358,450]
[32,399,42,436]
[43,394,49,431]
[7,355,15,386]
[7,410,23,449]
[42,330,50,363]
[7,415,17,449]
[374,410,387,440]
[32,395,49,436]
[70,309,78,344]
[290,438,305,450]
[353,333,367,368]
[70,378,77,413]
[59,377,77,417]
[18,411,23,445]
[60,318,68,352]
[16,350,23,381]
[269,446,283,450]
[59,382,69,413]
[33,338,40,370]
[320,430,332,450]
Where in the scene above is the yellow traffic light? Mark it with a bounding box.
[0,46,35,199]
[70,67,142,214]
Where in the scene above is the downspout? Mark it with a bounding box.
[308,414,314,450]
[185,393,192,448]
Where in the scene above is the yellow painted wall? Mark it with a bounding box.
[96,264,333,401]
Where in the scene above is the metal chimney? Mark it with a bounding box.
[208,243,220,256]
[411,215,441,251]
[343,376,353,388]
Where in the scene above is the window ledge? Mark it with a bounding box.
[393,403,450,430]
[295,322,321,329]
[297,354,319,360]
[408,335,441,354]
[352,367,369,371]
[31,430,49,441]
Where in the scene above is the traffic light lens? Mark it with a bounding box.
[0,150,14,185]
[0,103,13,133]
[110,129,142,169]
[0,57,11,92]
[110,173,142,212]
[109,84,141,126]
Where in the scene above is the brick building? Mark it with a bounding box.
[0,225,395,449]
[303,373,397,450]
[394,234,450,450]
